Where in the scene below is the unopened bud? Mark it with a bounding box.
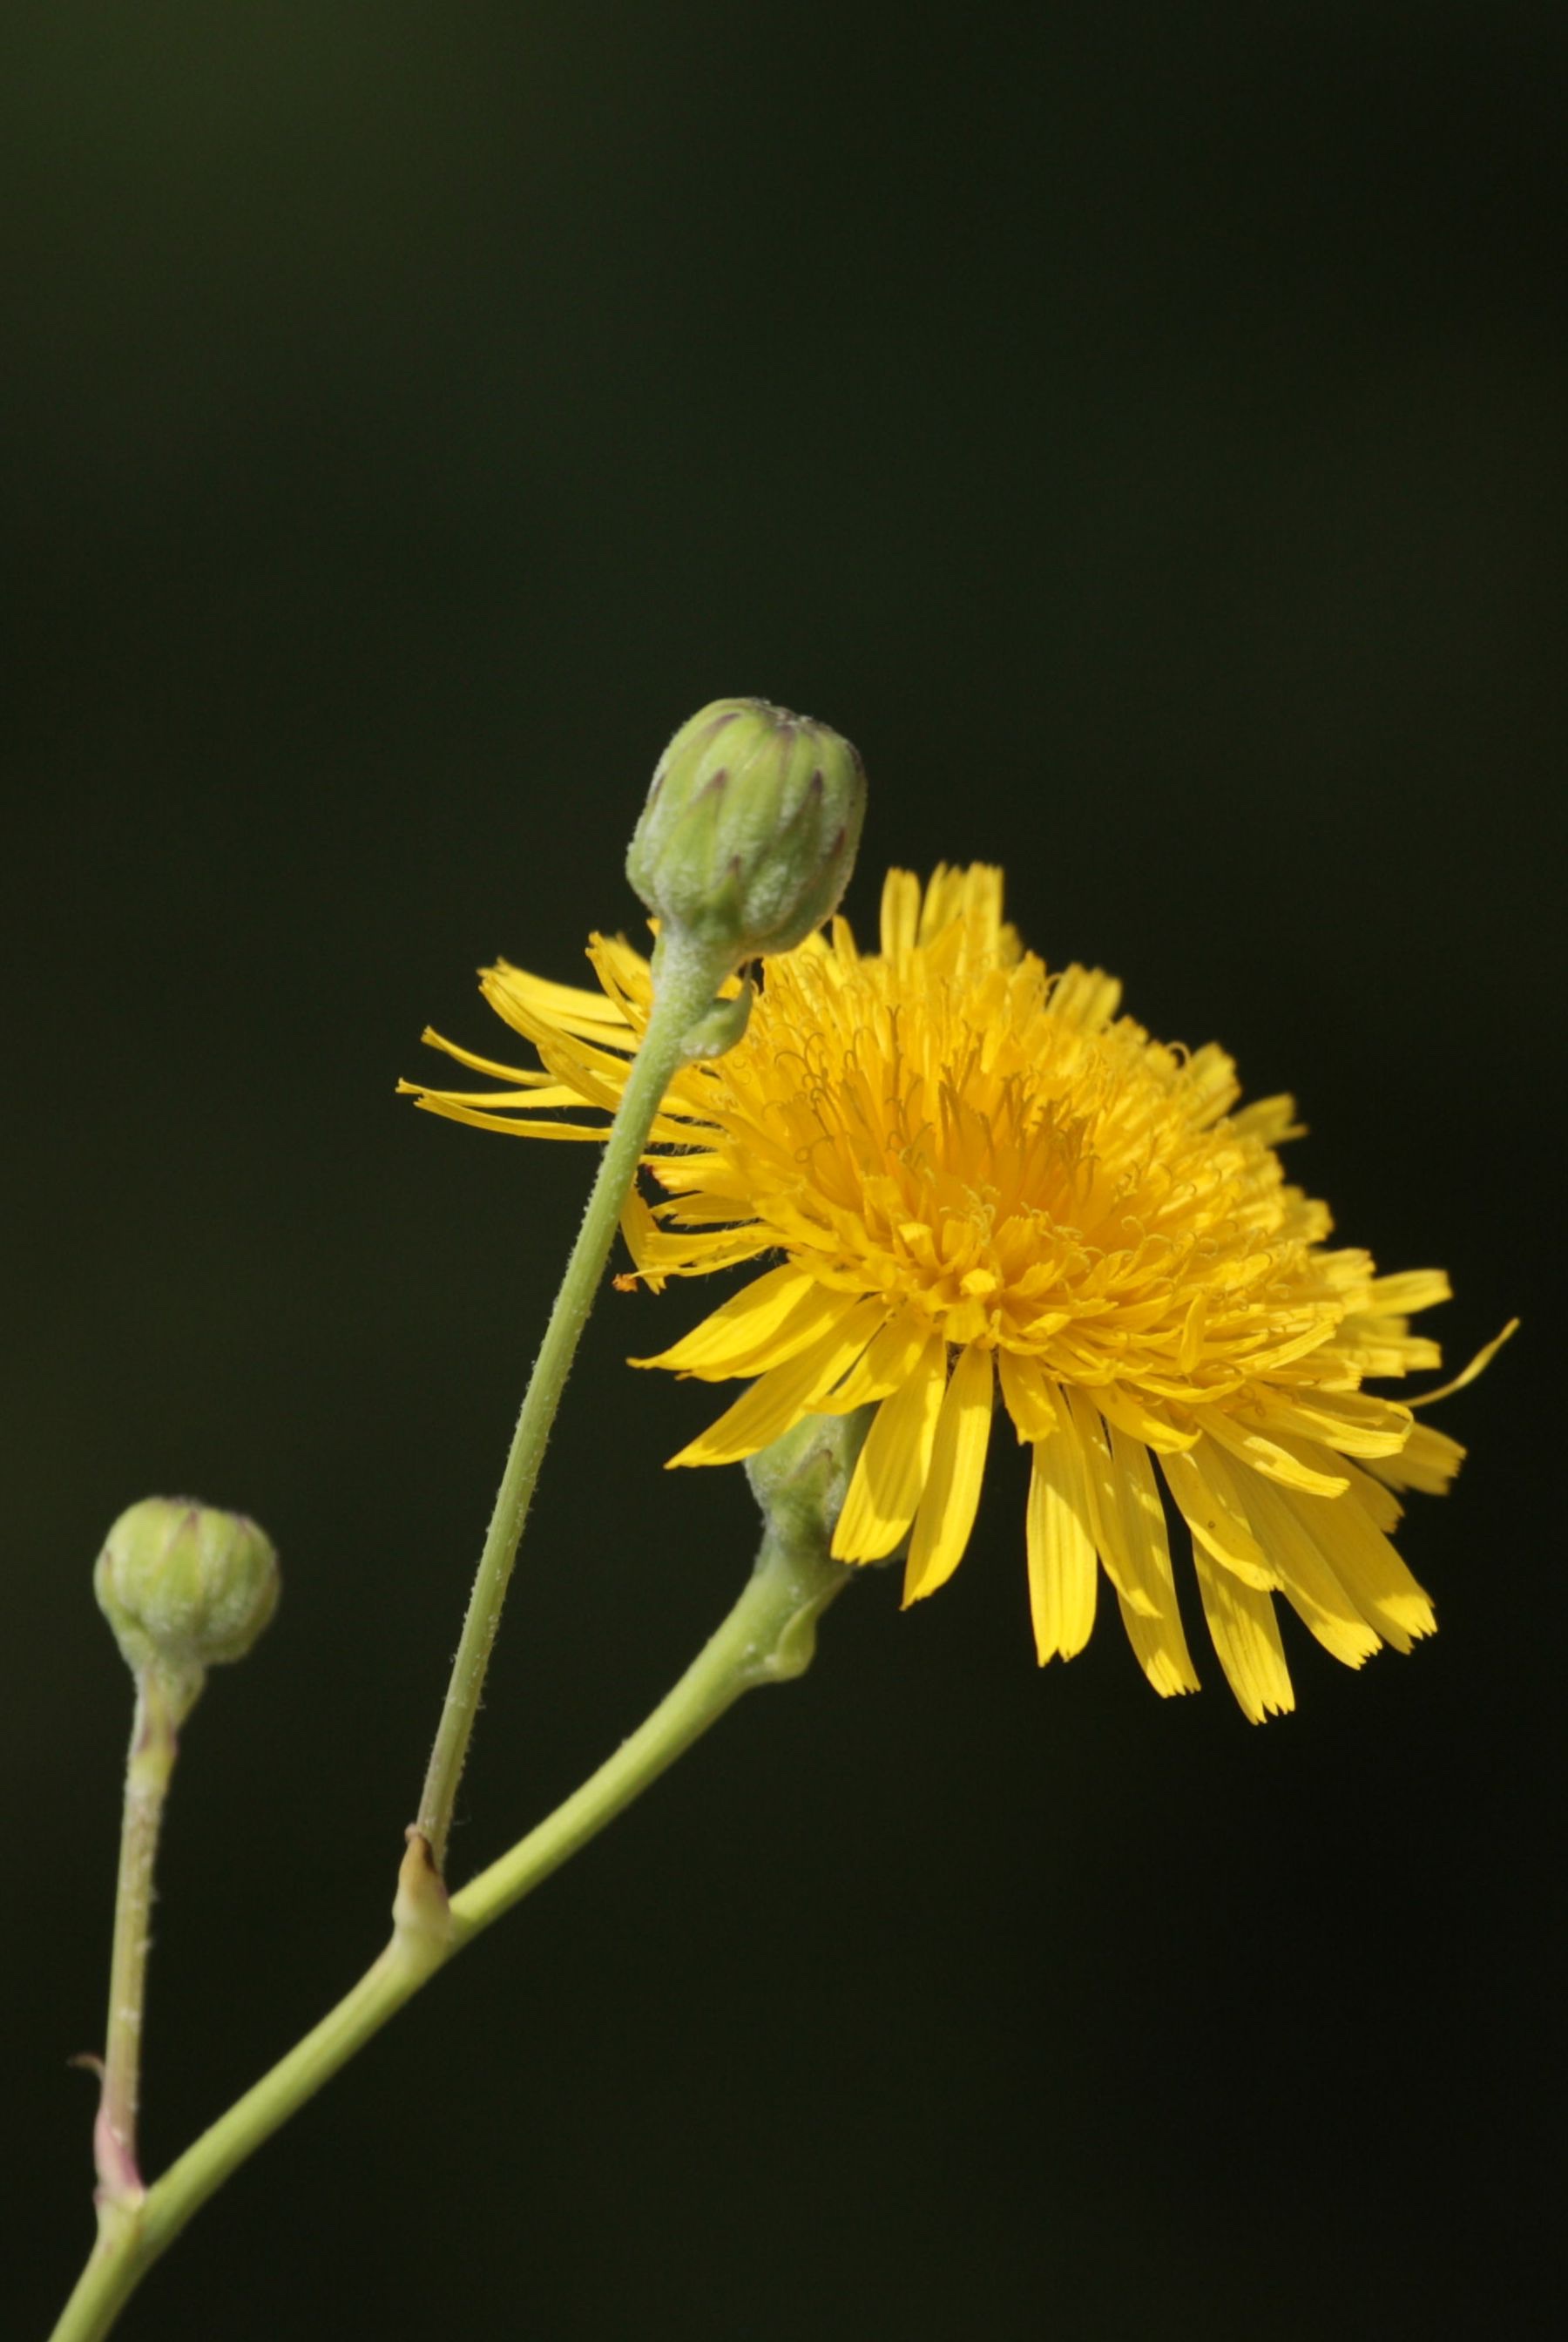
[627,697,866,963]
[95,1498,280,1701]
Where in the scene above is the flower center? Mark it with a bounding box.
[676,944,1342,1397]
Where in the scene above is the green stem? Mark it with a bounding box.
[92,1668,188,2223]
[416,929,735,1872]
[49,1527,849,2342]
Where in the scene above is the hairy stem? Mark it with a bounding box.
[415,929,734,1872]
[92,1667,188,2223]
[50,1528,849,2342]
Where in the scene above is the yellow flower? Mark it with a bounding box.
[406,865,1504,1721]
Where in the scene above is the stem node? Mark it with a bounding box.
[391,1829,456,1973]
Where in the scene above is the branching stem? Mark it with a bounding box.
[51,1527,848,2342]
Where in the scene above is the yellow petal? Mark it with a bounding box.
[400,1079,606,1112]
[633,1265,843,1379]
[1159,1441,1280,1591]
[1202,1411,1349,1498]
[902,1346,995,1604]
[832,1334,948,1562]
[483,957,634,1036]
[403,1092,609,1140]
[814,1310,933,1415]
[1275,1481,1435,1651]
[1064,1389,1159,1618]
[915,863,964,943]
[415,1029,547,1084]
[1408,1318,1518,1409]
[1094,1381,1197,1455]
[1048,964,1122,1029]
[1233,1468,1382,1669]
[1105,1424,1200,1696]
[1229,1093,1303,1144]
[997,1348,1058,1442]
[667,1300,885,1468]
[879,868,921,963]
[1364,1421,1466,1496]
[1188,1541,1294,1723]
[1341,1460,1405,1533]
[1362,1269,1452,1317]
[1239,1387,1412,1459]
[475,979,639,1097]
[949,863,1005,964]
[618,1188,775,1284]
[1025,1419,1098,1663]
[585,932,661,1022]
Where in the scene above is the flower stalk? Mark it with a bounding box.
[54,699,872,2340]
[92,1666,189,2226]
[413,925,741,1872]
[51,1510,853,2342]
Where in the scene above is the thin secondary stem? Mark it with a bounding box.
[449,1523,844,1939]
[416,931,732,1872]
[93,1669,185,2218]
[49,1529,849,2342]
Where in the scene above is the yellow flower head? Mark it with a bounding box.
[406,865,1503,1721]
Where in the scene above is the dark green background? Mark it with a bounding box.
[6,6,1562,2337]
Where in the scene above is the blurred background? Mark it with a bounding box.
[5,4,1562,2336]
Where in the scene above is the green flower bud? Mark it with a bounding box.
[95,1498,280,1699]
[627,697,866,963]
